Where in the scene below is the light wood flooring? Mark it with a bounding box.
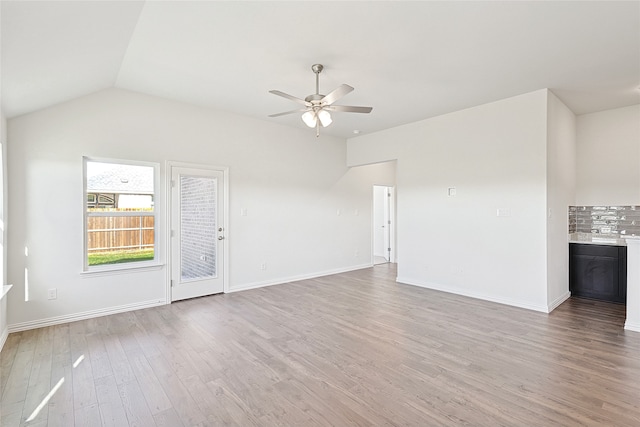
[2,264,640,426]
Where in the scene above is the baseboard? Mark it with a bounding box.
[228,263,373,293]
[624,321,640,333]
[0,326,8,353]
[7,299,166,333]
[6,264,375,332]
[396,276,549,313]
[547,291,571,313]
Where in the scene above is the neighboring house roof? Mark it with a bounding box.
[87,164,153,194]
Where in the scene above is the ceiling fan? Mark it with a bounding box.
[269,64,373,137]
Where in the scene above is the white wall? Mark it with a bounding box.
[546,91,576,309]
[1,106,9,350]
[6,88,394,329]
[576,104,640,205]
[1,1,8,347]
[349,90,551,311]
[1,109,6,286]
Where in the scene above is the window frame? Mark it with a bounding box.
[82,156,161,273]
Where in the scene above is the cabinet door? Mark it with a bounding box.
[619,246,627,300]
[569,244,624,303]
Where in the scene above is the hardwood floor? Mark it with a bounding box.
[2,263,640,426]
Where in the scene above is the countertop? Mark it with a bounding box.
[568,232,633,246]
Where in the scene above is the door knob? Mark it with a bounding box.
[218,236,224,240]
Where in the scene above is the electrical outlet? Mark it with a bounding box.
[47,288,57,300]
[261,262,267,271]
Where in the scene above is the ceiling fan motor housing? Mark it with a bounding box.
[305,94,325,104]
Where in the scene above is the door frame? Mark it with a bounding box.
[372,185,396,264]
[165,161,230,303]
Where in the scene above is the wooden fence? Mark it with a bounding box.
[87,216,154,252]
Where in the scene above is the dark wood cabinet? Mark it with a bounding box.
[569,243,627,303]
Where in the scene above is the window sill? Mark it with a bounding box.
[80,263,164,278]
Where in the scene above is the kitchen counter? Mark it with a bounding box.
[567,234,640,331]
[569,232,628,246]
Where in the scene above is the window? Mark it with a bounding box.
[83,158,158,271]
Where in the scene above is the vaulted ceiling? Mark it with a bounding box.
[2,1,639,138]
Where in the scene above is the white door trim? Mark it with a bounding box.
[371,185,396,265]
[165,161,229,303]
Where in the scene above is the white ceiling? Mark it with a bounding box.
[2,1,639,139]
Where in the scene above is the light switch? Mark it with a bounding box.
[240,208,247,216]
[448,187,456,197]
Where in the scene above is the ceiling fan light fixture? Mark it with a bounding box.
[301,111,317,128]
[317,109,332,127]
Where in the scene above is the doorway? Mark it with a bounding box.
[373,185,395,265]
[169,163,228,302]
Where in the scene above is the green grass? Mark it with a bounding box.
[88,249,155,266]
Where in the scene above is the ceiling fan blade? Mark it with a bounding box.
[325,105,373,114]
[269,90,310,106]
[321,84,354,105]
[268,108,308,118]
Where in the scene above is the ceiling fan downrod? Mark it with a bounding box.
[311,64,323,95]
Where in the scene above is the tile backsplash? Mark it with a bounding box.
[569,205,640,237]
